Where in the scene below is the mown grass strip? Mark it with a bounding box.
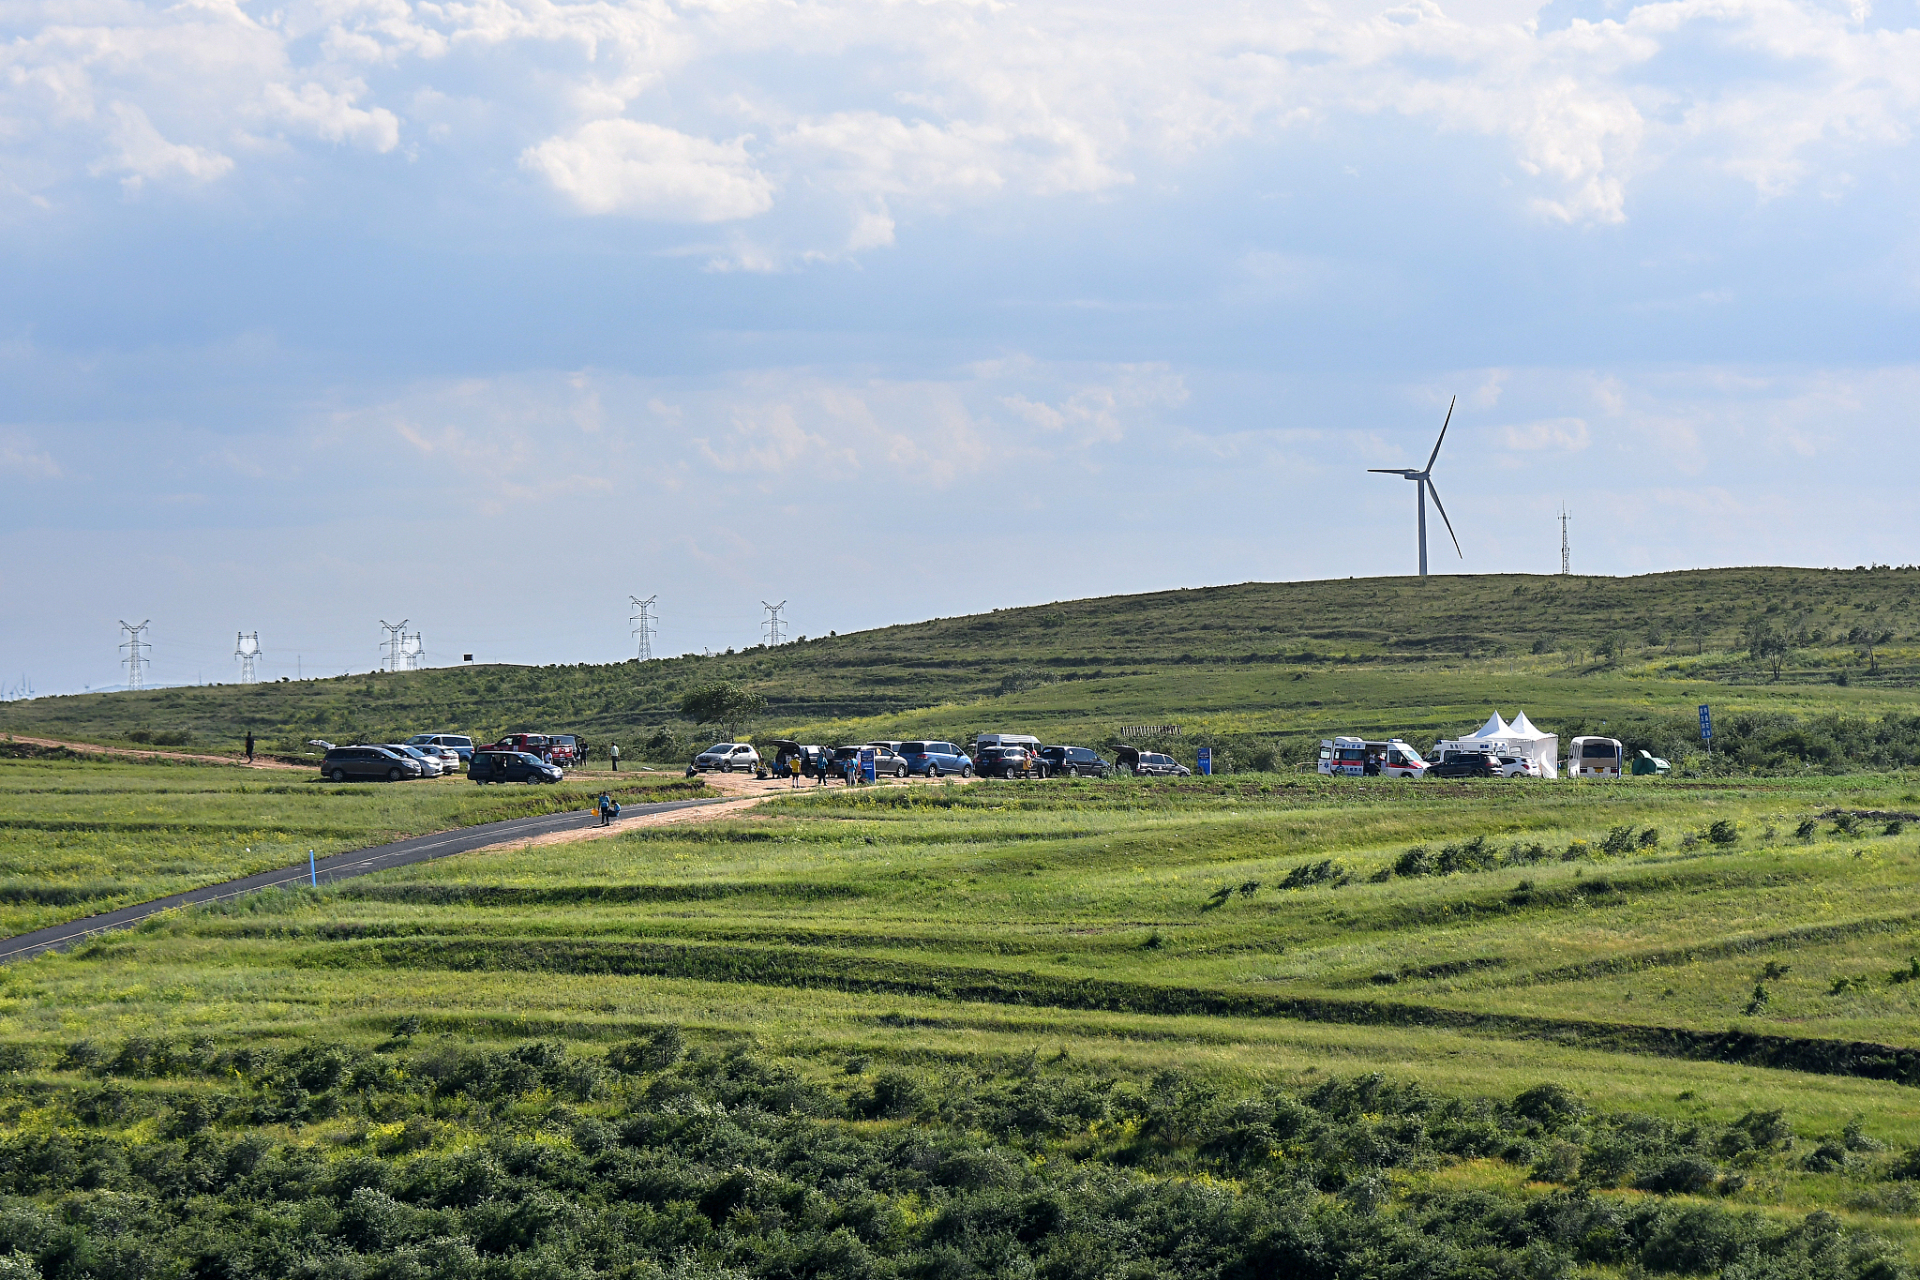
[1493,909,1920,989]
[335,881,870,906]
[297,936,1920,1085]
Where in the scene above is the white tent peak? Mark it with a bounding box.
[1509,711,1541,737]
[1473,712,1510,738]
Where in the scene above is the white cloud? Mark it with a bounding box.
[1500,416,1590,450]
[261,81,400,152]
[92,103,233,189]
[0,0,1908,243]
[0,431,60,478]
[520,120,774,221]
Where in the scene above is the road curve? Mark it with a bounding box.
[0,796,728,964]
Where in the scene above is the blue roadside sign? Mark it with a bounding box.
[1698,704,1713,740]
[1197,746,1212,776]
[859,747,876,783]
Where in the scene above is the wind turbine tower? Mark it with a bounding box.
[629,595,658,661]
[119,620,152,690]
[379,620,409,673]
[1559,506,1571,575]
[1368,397,1463,578]
[762,600,788,647]
[234,632,262,684]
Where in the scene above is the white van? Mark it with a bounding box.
[1318,736,1427,778]
[976,733,1041,752]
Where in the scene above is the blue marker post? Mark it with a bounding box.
[309,849,317,887]
[1698,704,1713,757]
[1197,746,1212,776]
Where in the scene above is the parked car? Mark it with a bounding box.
[829,745,908,777]
[978,746,1043,779]
[897,741,974,778]
[321,746,422,783]
[1038,745,1111,778]
[694,742,761,773]
[1115,747,1189,777]
[419,743,464,771]
[382,744,444,778]
[768,741,831,778]
[867,741,905,754]
[548,734,580,768]
[468,750,563,784]
[1428,751,1501,779]
[1496,755,1541,778]
[406,733,475,763]
[483,733,554,762]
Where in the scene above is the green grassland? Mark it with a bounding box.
[3,754,1920,1276]
[8,567,1920,774]
[0,750,703,935]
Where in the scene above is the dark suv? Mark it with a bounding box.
[978,746,1042,779]
[1428,751,1500,779]
[1039,746,1110,778]
[468,750,564,785]
[322,746,423,783]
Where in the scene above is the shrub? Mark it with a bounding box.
[1708,819,1739,845]
[606,1026,685,1074]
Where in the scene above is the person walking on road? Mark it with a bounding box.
[610,743,620,771]
[244,731,254,764]
[597,793,617,827]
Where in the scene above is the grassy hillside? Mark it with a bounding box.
[8,567,1920,771]
[0,750,703,935]
[4,758,1920,1276]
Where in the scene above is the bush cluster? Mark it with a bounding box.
[0,1036,1907,1280]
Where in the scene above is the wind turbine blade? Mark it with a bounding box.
[1366,468,1413,475]
[1426,478,1462,557]
[1425,396,1456,473]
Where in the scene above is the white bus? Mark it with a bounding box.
[1568,736,1625,778]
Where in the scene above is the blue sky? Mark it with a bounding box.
[2,0,1917,693]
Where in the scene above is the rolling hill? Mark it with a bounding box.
[7,567,1920,770]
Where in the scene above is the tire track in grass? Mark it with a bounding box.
[294,936,1920,1086]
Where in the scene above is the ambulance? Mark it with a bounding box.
[1317,736,1429,778]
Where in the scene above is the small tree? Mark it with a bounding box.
[1745,621,1789,680]
[1850,627,1893,676]
[1598,630,1631,665]
[1689,616,1710,655]
[680,681,768,740]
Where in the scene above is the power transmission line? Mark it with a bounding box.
[119,620,151,690]
[1559,506,1571,575]
[234,631,262,684]
[762,600,788,646]
[379,619,409,673]
[629,595,658,661]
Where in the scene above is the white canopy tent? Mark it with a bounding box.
[1447,710,1559,778]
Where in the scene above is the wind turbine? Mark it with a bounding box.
[1369,396,1462,578]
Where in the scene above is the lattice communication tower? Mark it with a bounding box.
[380,619,409,673]
[234,631,262,684]
[630,595,658,661]
[1559,506,1571,575]
[762,600,787,647]
[119,620,152,690]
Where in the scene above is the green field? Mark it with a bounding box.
[9,567,1920,776]
[0,748,704,935]
[2,751,1920,1277]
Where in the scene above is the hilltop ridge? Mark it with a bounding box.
[6,567,1919,766]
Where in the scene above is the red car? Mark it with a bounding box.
[484,733,553,763]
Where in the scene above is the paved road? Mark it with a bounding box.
[0,796,727,964]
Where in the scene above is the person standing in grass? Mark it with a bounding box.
[244,731,254,764]
[610,742,620,771]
